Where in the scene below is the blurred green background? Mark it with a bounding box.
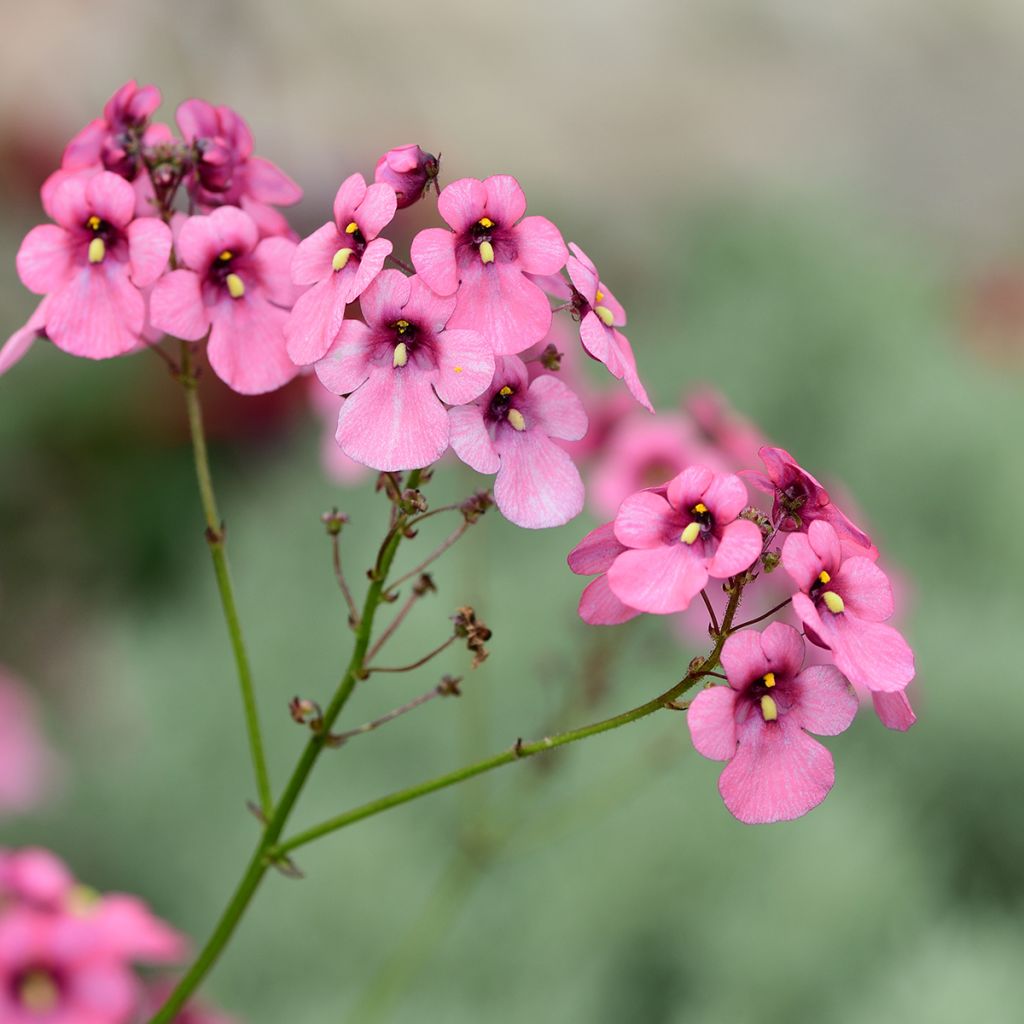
[2,2,1024,1022]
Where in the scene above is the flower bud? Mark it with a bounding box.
[373,144,439,209]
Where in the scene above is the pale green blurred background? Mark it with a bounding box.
[2,2,1024,1022]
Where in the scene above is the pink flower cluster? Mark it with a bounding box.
[0,847,230,1023]
[5,83,653,532]
[569,445,916,824]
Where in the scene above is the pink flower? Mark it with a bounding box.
[62,80,163,182]
[150,206,299,394]
[748,446,874,552]
[0,672,56,815]
[449,355,587,529]
[605,465,763,614]
[374,144,439,209]
[783,520,915,695]
[0,849,74,909]
[314,270,493,471]
[0,906,140,1024]
[688,623,858,823]
[286,173,397,365]
[13,171,170,359]
[588,412,725,517]
[684,387,766,471]
[565,243,651,410]
[176,99,301,233]
[410,176,568,355]
[567,521,640,625]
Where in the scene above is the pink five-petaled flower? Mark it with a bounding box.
[606,465,763,614]
[688,622,859,824]
[748,446,875,553]
[449,355,587,529]
[286,173,398,366]
[783,520,915,695]
[314,270,493,471]
[566,243,652,410]
[176,98,302,234]
[374,144,439,209]
[150,206,299,394]
[410,175,568,356]
[567,520,640,625]
[13,171,171,359]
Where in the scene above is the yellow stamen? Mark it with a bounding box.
[595,289,605,302]
[19,971,59,1014]
[67,884,100,916]
[507,408,526,431]
[478,216,494,228]
[499,385,513,397]
[763,672,776,688]
[87,237,105,264]
[760,694,778,722]
[595,304,614,327]
[693,503,708,514]
[332,247,353,271]
[344,221,359,235]
[822,591,845,614]
[87,215,102,231]
[395,319,410,334]
[680,522,701,545]
[478,240,495,264]
[218,249,233,262]
[454,365,463,373]
[393,342,408,368]
[818,570,831,584]
[226,273,245,299]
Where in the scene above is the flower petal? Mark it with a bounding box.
[85,171,136,228]
[449,404,500,474]
[438,177,487,232]
[356,182,398,239]
[243,155,302,205]
[127,218,172,288]
[527,374,588,441]
[16,225,72,295]
[702,471,750,524]
[343,237,392,303]
[332,173,368,228]
[666,465,715,512]
[252,236,299,308]
[579,574,641,625]
[46,265,143,358]
[483,175,527,225]
[720,630,769,691]
[0,298,49,376]
[359,268,411,326]
[410,228,458,296]
[613,490,674,549]
[150,269,208,341]
[493,427,584,529]
[832,556,894,622]
[314,319,373,394]
[792,665,858,736]
[567,521,624,576]
[718,713,836,824]
[433,329,494,405]
[336,367,449,471]
[607,544,707,614]
[872,689,916,732]
[513,215,568,275]
[286,274,348,365]
[291,222,340,287]
[708,518,762,578]
[207,294,297,394]
[688,685,739,760]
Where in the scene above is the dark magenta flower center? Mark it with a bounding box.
[12,965,64,1014]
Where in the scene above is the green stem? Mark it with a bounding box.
[153,518,748,1022]
[149,469,422,1024]
[179,342,273,817]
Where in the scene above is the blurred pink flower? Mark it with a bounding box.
[684,387,766,472]
[449,355,587,528]
[688,622,858,824]
[306,378,370,485]
[286,173,397,365]
[151,206,299,394]
[411,175,567,355]
[567,521,640,625]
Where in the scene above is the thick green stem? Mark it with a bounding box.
[179,342,273,817]
[149,470,422,1023]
